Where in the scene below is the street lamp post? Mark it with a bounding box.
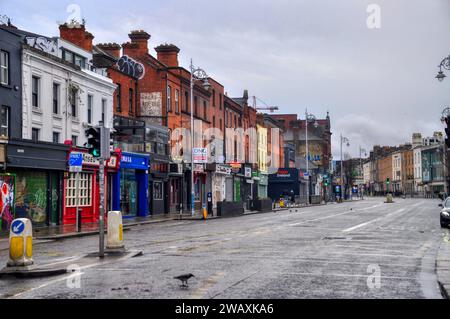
[189,59,211,217]
[340,134,350,202]
[359,146,367,199]
[305,110,318,205]
[436,56,450,82]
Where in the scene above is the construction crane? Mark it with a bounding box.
[252,96,279,113]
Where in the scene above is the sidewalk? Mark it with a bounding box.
[436,234,450,298]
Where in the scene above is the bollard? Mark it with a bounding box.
[77,208,82,233]
[7,219,34,268]
[203,207,208,220]
[106,211,125,252]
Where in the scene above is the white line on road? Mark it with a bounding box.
[342,208,406,233]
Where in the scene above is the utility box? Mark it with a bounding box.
[106,211,125,252]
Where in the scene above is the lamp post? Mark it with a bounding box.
[359,146,367,199]
[189,59,211,217]
[441,107,450,196]
[340,134,350,202]
[305,110,318,205]
[436,56,450,82]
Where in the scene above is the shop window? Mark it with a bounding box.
[66,173,92,207]
[15,171,48,224]
[154,182,163,200]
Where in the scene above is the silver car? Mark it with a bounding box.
[439,197,450,228]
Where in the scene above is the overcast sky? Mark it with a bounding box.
[2,0,450,159]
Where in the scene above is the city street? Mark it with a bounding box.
[0,198,445,299]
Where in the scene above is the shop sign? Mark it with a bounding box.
[277,169,291,178]
[79,153,118,168]
[193,148,207,164]
[216,165,231,175]
[121,155,147,168]
[194,164,204,173]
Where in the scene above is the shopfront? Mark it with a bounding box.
[193,164,207,211]
[63,149,119,225]
[208,164,231,208]
[6,140,69,228]
[149,160,169,216]
[112,152,149,218]
[268,168,301,202]
[169,163,183,213]
[257,172,269,199]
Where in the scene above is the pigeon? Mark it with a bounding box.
[174,273,195,288]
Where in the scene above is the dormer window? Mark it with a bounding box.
[62,49,86,69]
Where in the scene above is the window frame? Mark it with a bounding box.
[52,132,60,144]
[0,105,9,139]
[32,76,40,109]
[0,50,9,86]
[167,86,172,113]
[87,94,93,124]
[175,89,180,114]
[31,128,40,142]
[53,82,60,115]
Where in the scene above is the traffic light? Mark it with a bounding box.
[85,127,101,158]
[386,178,390,185]
[445,116,450,149]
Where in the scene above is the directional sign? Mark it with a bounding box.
[11,220,25,235]
[69,153,83,173]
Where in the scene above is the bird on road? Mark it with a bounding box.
[174,273,195,288]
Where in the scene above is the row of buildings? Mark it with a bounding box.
[0,18,333,230]
[338,132,447,198]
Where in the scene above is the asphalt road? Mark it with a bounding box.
[0,197,445,299]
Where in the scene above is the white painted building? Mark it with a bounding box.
[392,151,402,192]
[413,146,423,193]
[21,35,115,147]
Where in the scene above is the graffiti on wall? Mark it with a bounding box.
[0,175,15,230]
[15,172,47,224]
[117,55,145,79]
[25,36,58,55]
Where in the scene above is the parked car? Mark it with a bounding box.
[439,197,450,228]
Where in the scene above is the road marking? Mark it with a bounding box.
[343,208,406,233]
[289,210,354,227]
[9,251,140,299]
[190,271,226,299]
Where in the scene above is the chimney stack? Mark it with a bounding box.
[124,30,150,56]
[97,43,121,58]
[155,44,180,67]
[59,22,94,52]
